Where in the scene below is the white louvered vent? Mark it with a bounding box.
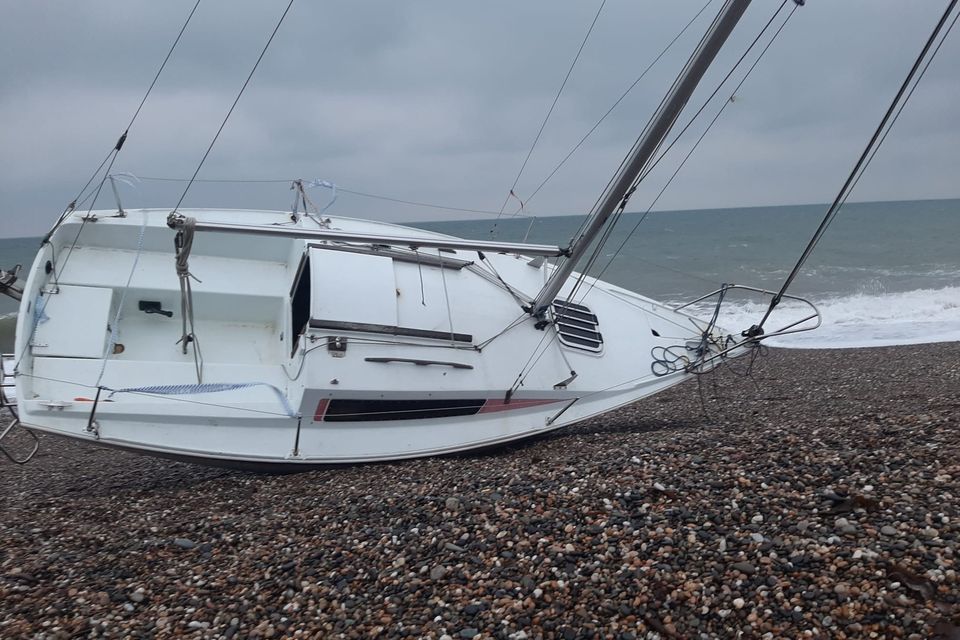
[552,301,603,353]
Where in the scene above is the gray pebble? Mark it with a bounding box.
[173,537,195,550]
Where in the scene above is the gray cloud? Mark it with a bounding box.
[1,1,957,238]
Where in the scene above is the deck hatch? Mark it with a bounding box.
[553,301,603,353]
[31,286,114,358]
[309,248,398,327]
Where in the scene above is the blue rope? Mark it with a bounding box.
[107,381,296,417]
[306,179,338,213]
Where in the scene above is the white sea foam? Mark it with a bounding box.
[678,286,960,349]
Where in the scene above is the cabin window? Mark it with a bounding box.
[290,253,311,356]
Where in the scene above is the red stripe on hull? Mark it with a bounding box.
[314,398,330,422]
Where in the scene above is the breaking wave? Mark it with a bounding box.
[677,286,960,349]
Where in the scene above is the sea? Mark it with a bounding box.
[1,198,958,352]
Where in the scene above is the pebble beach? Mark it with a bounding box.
[1,343,958,639]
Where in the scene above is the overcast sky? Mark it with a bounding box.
[1,1,958,238]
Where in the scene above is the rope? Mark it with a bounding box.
[171,0,295,214]
[171,216,204,382]
[306,179,338,214]
[491,0,607,233]
[107,382,296,417]
[756,0,959,331]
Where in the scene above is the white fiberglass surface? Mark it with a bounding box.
[31,285,114,358]
[310,249,398,327]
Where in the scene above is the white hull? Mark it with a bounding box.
[11,209,733,466]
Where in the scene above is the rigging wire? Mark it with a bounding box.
[492,0,607,229]
[48,0,200,283]
[514,330,562,392]
[507,329,557,397]
[580,2,799,302]
[475,313,531,350]
[755,0,960,332]
[96,3,712,229]
[337,186,511,218]
[573,2,728,244]
[498,1,735,388]
[126,1,203,133]
[555,1,743,297]
[563,0,792,306]
[517,0,717,215]
[134,175,515,218]
[630,1,790,191]
[47,0,203,240]
[820,8,960,243]
[128,3,713,227]
[171,0,295,214]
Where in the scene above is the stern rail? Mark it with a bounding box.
[1,353,39,464]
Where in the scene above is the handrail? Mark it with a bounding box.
[1,353,39,464]
[0,418,39,465]
[672,284,822,372]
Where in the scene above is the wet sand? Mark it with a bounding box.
[1,343,959,638]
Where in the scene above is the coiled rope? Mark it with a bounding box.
[168,214,204,383]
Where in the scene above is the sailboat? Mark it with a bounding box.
[0,0,835,467]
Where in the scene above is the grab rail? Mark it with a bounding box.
[1,352,39,464]
[671,284,822,373]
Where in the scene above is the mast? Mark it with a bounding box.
[530,0,753,315]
